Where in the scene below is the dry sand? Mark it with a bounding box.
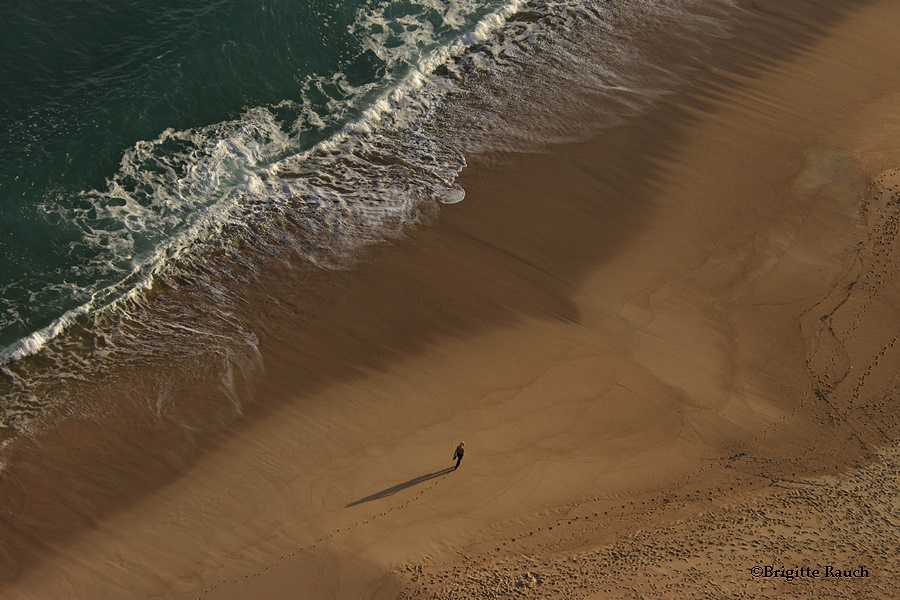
[2,0,899,598]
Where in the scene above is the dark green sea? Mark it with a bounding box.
[0,0,511,358]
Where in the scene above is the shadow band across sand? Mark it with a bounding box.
[346,467,456,507]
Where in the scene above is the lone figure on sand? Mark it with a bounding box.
[453,441,465,470]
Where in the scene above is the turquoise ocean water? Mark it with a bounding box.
[0,0,736,439]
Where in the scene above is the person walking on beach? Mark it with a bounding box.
[453,441,465,470]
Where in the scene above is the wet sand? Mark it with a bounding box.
[2,0,900,598]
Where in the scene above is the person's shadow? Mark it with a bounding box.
[345,467,456,507]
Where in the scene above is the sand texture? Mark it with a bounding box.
[1,0,899,599]
[396,447,900,599]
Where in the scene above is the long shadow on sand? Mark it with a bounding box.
[346,467,456,507]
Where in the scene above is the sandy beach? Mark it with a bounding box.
[2,0,899,598]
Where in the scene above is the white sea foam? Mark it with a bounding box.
[1,0,527,368]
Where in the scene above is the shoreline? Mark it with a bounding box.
[2,0,899,598]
